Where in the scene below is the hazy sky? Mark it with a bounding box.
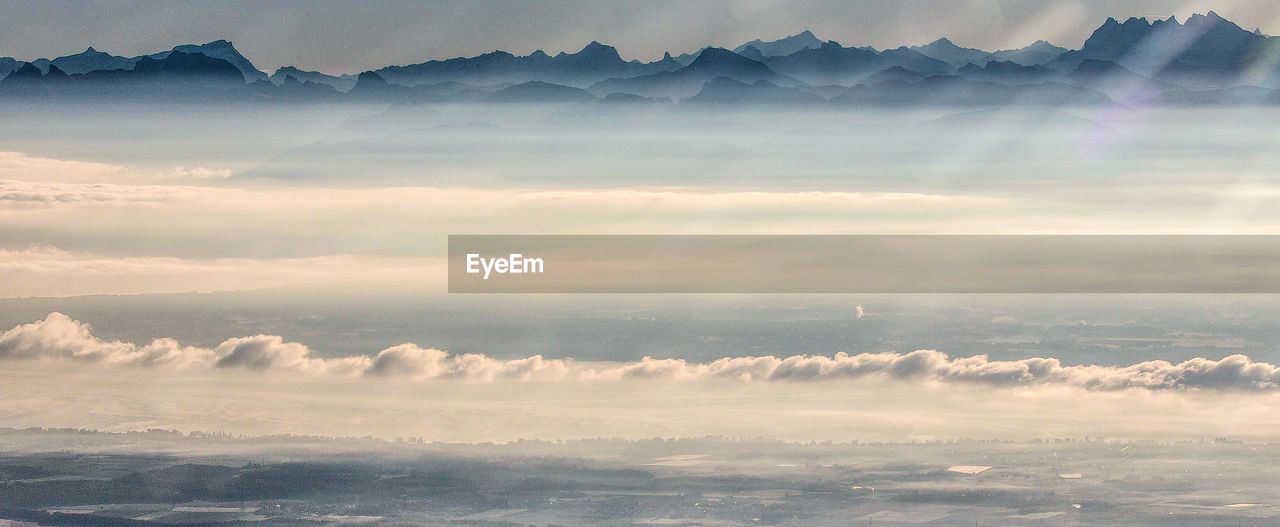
[1,0,1278,74]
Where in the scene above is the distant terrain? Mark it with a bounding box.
[3,12,1280,106]
[0,428,1276,526]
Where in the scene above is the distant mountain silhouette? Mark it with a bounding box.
[1072,58,1137,77]
[762,41,951,85]
[991,41,1068,66]
[1057,59,1175,101]
[3,41,263,82]
[1,12,1277,106]
[686,48,778,75]
[0,51,246,99]
[374,41,679,88]
[34,47,133,74]
[956,61,1059,84]
[911,39,1067,68]
[412,80,483,98]
[734,30,825,57]
[270,67,358,92]
[347,71,416,100]
[140,40,267,81]
[589,47,792,100]
[0,62,70,96]
[2,62,48,83]
[669,48,707,67]
[0,57,19,75]
[553,41,630,75]
[1048,11,1276,85]
[735,45,766,62]
[250,74,342,100]
[910,38,995,68]
[487,80,596,103]
[599,92,670,104]
[859,66,925,85]
[684,77,824,104]
[877,47,956,75]
[77,51,245,89]
[126,51,242,80]
[760,41,881,84]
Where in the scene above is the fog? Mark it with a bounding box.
[4,102,1280,437]
[2,103,1279,297]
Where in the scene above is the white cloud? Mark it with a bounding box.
[166,166,233,179]
[5,313,1280,392]
[365,344,570,381]
[0,312,214,368]
[0,177,984,213]
[0,152,126,182]
[214,335,371,375]
[0,179,197,206]
[0,152,232,183]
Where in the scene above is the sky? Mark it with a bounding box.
[0,0,1278,74]
[1,102,1279,298]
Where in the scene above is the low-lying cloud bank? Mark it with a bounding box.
[0,247,444,297]
[4,313,1279,391]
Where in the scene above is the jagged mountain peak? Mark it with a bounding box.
[10,62,42,77]
[690,47,762,69]
[158,39,265,81]
[1060,10,1267,76]
[736,45,765,61]
[550,41,623,67]
[733,30,825,57]
[355,71,388,85]
[1185,10,1241,29]
[562,41,619,58]
[910,37,992,68]
[1072,58,1131,74]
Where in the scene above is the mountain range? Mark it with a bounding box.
[9,40,266,81]
[734,30,826,58]
[2,12,1279,106]
[1048,11,1278,85]
[909,38,1068,68]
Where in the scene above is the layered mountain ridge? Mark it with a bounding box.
[3,13,1278,106]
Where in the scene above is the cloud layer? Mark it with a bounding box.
[4,313,1280,392]
[0,247,444,297]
